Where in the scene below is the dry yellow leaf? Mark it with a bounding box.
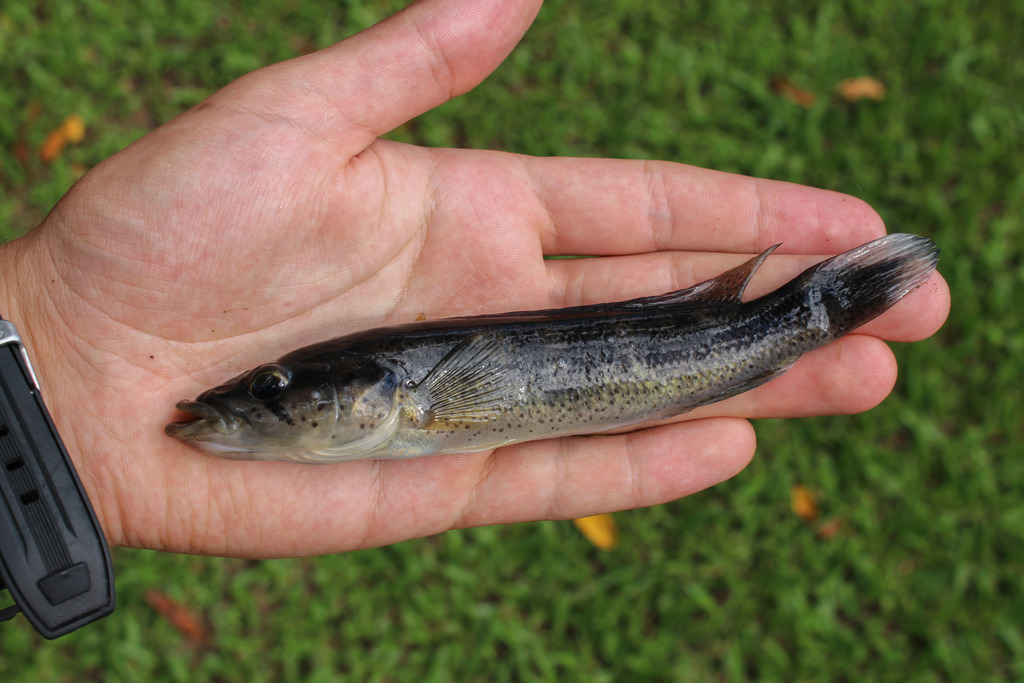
[39,114,86,162]
[61,114,86,143]
[573,513,618,550]
[790,484,820,522]
[837,77,887,102]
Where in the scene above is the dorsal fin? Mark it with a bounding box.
[619,244,780,309]
[409,245,781,327]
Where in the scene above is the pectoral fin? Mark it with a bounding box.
[409,334,517,427]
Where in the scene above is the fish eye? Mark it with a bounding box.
[248,365,291,400]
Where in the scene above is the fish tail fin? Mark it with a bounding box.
[800,233,939,334]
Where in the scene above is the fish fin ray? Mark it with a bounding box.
[798,232,939,326]
[625,244,780,308]
[705,356,799,405]
[550,245,779,316]
[412,335,516,427]
[436,246,778,324]
[657,355,799,419]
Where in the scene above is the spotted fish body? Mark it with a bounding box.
[166,234,939,463]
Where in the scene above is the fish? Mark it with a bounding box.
[165,233,938,464]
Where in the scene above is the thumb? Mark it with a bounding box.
[210,0,542,153]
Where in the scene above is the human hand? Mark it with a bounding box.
[0,0,949,556]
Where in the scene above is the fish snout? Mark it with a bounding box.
[165,399,242,440]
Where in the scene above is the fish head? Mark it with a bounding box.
[165,356,401,462]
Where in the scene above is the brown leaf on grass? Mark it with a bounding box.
[837,77,887,102]
[790,484,820,522]
[14,102,41,165]
[771,79,816,107]
[145,590,209,644]
[573,513,618,550]
[13,140,30,165]
[39,130,67,163]
[816,518,843,540]
[39,114,86,163]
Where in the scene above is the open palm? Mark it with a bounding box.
[0,0,948,556]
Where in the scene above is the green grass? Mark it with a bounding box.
[2,0,1023,680]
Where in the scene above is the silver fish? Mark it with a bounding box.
[166,233,938,463]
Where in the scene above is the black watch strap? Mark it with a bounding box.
[0,317,114,638]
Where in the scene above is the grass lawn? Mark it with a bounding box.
[2,0,1022,680]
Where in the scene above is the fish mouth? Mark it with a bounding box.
[165,400,241,440]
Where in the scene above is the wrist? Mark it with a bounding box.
[0,236,116,637]
[0,231,112,537]
[0,231,66,422]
